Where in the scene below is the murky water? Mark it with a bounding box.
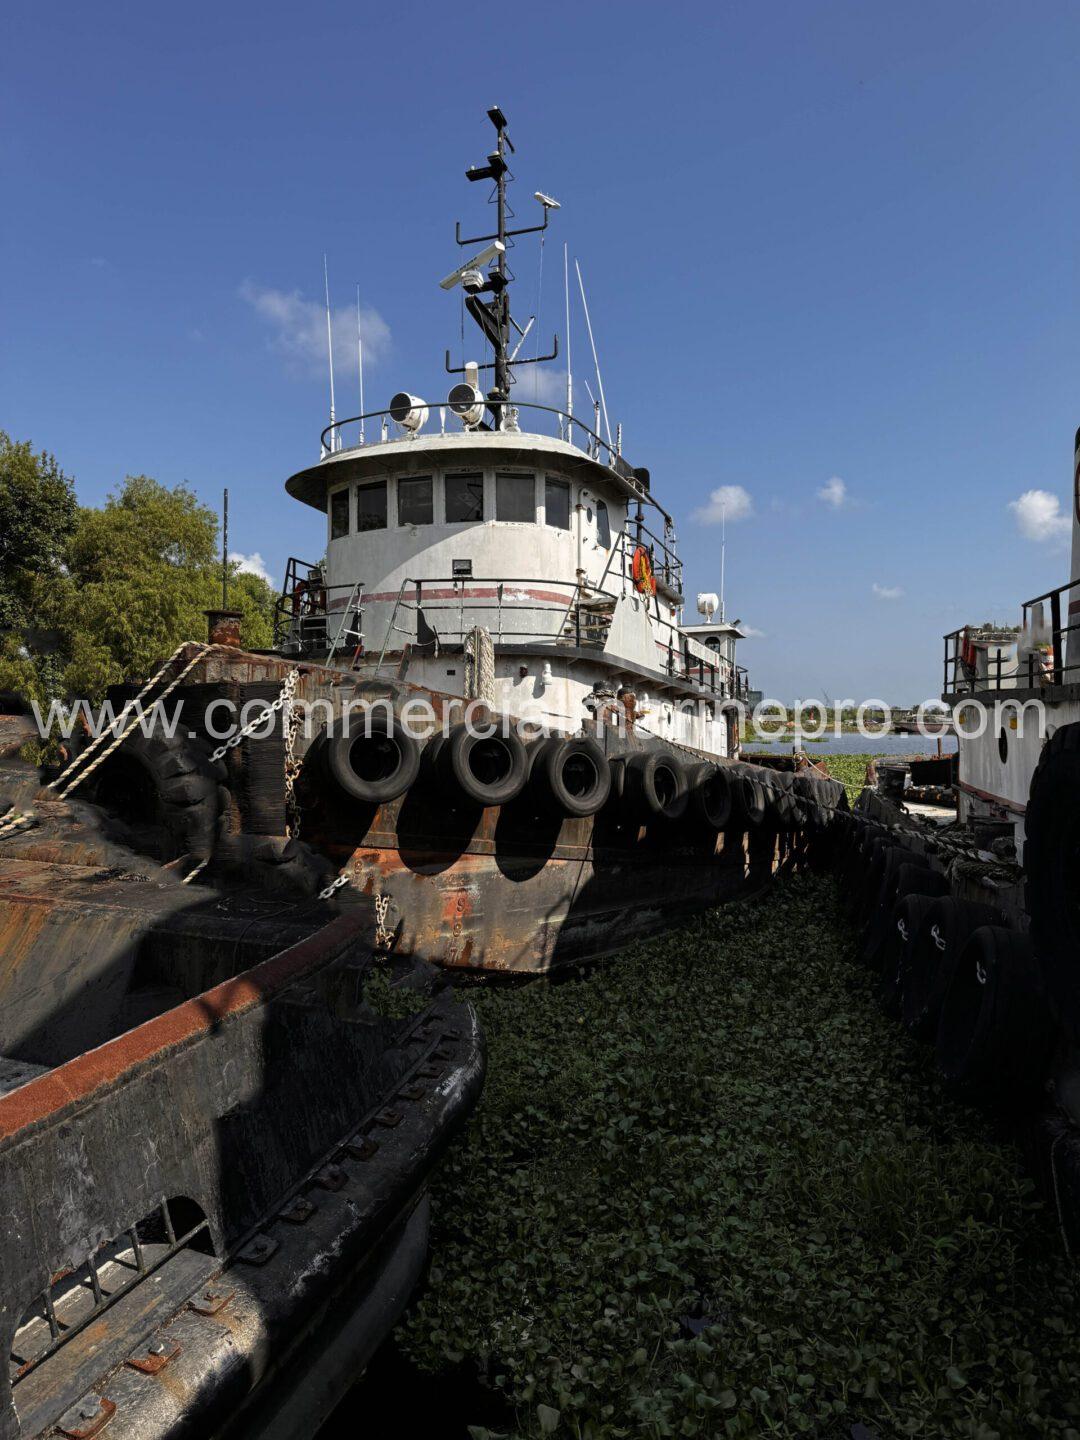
[743,733,957,757]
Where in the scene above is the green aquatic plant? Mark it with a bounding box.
[400,876,1080,1438]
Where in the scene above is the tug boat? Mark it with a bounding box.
[25,106,845,980]
[0,106,848,1435]
[840,423,1080,1245]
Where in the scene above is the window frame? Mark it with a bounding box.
[444,469,486,524]
[397,474,434,528]
[355,478,388,533]
[495,470,537,524]
[544,475,572,531]
[329,487,350,540]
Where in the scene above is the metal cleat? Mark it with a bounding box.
[55,1394,116,1438]
[237,1234,279,1264]
[126,1337,181,1375]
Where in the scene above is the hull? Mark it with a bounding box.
[0,742,485,1440]
[68,643,833,977]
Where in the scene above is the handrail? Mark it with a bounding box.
[942,573,1080,695]
[317,402,673,524]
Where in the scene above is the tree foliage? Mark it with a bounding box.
[0,436,278,702]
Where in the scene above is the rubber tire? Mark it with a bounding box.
[895,861,950,903]
[935,925,1051,1102]
[732,773,767,826]
[1024,721,1080,1025]
[902,896,1001,1041]
[442,718,528,808]
[879,893,938,1018]
[530,735,611,818]
[684,761,734,830]
[857,845,927,969]
[87,731,222,861]
[327,711,422,804]
[625,750,689,822]
[846,835,891,923]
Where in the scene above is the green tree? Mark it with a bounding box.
[0,432,78,705]
[61,475,278,697]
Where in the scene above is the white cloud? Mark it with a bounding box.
[740,624,766,638]
[1009,489,1071,545]
[872,583,904,601]
[693,484,754,525]
[230,550,272,585]
[240,281,390,381]
[517,366,570,408]
[817,476,847,508]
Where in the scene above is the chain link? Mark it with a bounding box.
[209,666,299,763]
[317,871,352,901]
[283,668,303,837]
[315,869,397,951]
[374,891,395,949]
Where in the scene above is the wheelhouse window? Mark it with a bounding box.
[330,488,350,540]
[596,499,611,547]
[496,471,535,523]
[445,471,484,523]
[397,475,433,527]
[356,480,387,532]
[545,477,571,530]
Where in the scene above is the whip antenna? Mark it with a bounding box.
[356,284,365,445]
[323,254,337,451]
[564,242,573,436]
[575,259,610,448]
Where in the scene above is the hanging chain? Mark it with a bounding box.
[315,866,397,951]
[283,669,304,837]
[209,665,299,762]
[373,891,394,949]
[317,871,352,901]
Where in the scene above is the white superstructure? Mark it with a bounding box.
[943,426,1080,856]
[279,106,750,761]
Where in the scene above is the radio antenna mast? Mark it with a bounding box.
[575,260,611,448]
[356,284,365,445]
[221,487,229,609]
[720,504,727,624]
[445,107,559,420]
[564,242,573,432]
[323,254,337,452]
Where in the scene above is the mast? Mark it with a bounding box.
[446,107,559,417]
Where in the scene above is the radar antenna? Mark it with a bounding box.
[444,107,559,412]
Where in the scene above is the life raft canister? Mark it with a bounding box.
[632,544,656,596]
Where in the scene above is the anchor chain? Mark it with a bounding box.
[315,867,397,951]
[209,665,299,762]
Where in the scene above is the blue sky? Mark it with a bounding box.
[4,0,1077,702]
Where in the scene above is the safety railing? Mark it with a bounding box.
[11,1197,211,1386]
[318,402,666,517]
[371,576,616,674]
[943,575,1080,696]
[275,560,365,657]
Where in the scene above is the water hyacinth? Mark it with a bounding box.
[396,872,1080,1438]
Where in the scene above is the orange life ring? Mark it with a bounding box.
[632,544,656,596]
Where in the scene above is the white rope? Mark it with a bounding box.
[0,812,36,839]
[50,643,216,801]
[464,626,496,705]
